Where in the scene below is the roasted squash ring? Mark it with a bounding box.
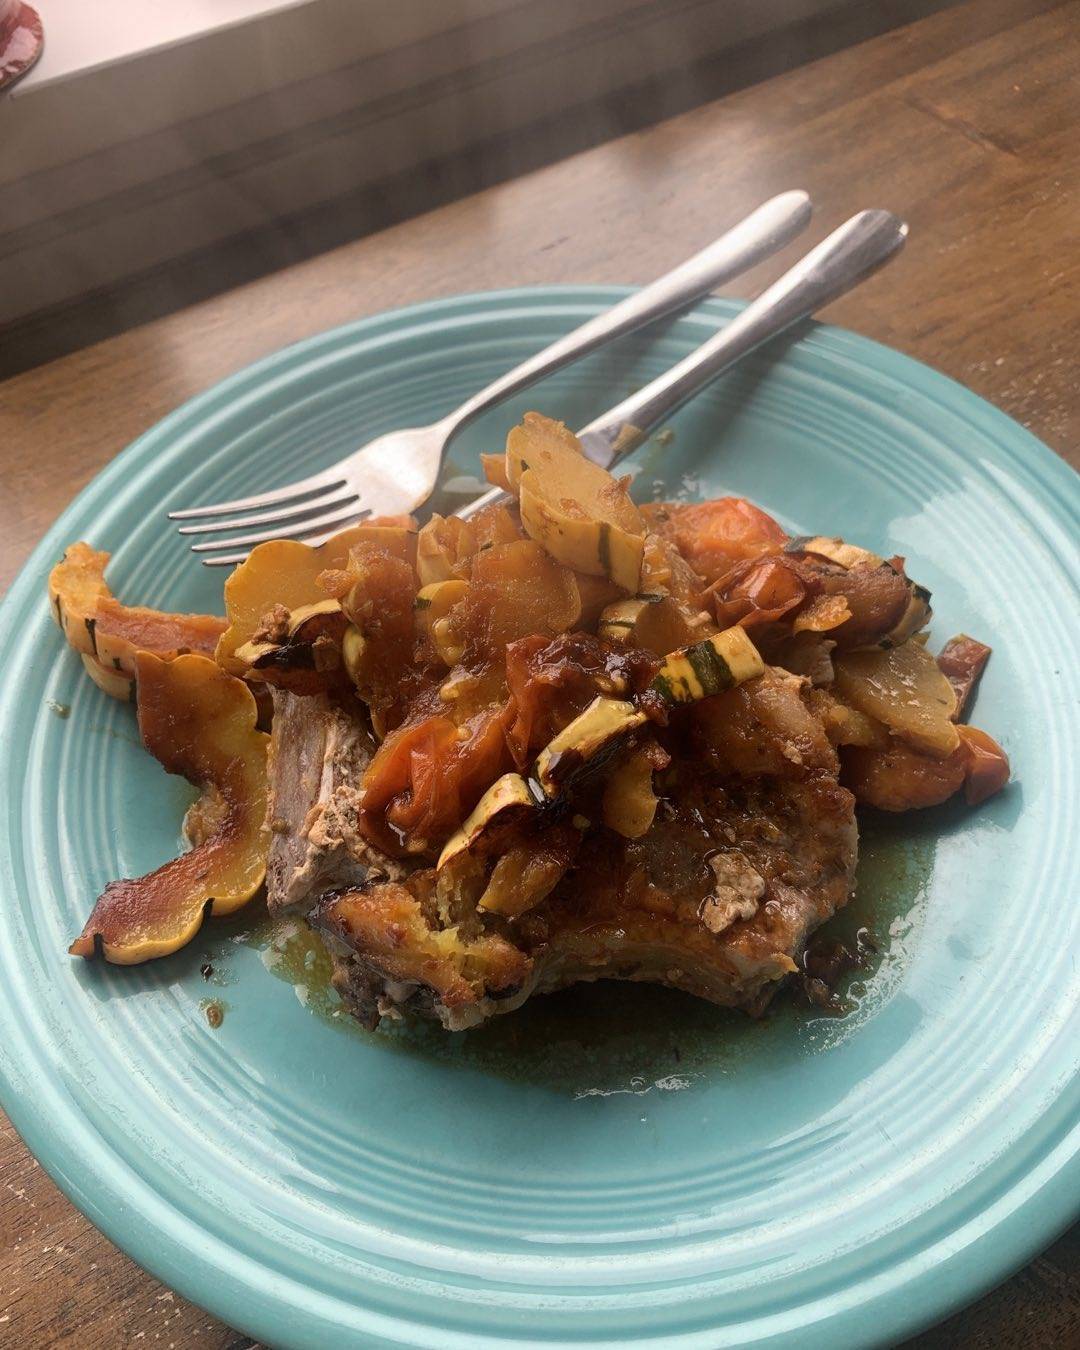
[70,653,268,963]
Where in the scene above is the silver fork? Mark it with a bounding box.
[170,191,813,565]
[458,207,908,517]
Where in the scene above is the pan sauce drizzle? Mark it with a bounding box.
[232,814,934,1095]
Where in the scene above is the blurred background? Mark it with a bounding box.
[2,0,959,378]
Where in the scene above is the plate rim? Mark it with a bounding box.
[1,284,1077,1349]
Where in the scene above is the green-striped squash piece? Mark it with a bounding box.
[786,535,884,569]
[786,536,932,649]
[597,593,702,654]
[413,579,468,633]
[533,696,646,797]
[510,414,645,593]
[651,626,764,703]
[437,772,539,870]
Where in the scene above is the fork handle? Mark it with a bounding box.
[575,209,908,467]
[442,190,812,440]
[458,208,907,521]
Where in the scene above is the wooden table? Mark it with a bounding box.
[2,0,1078,1343]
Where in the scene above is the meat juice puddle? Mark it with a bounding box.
[221,811,934,1096]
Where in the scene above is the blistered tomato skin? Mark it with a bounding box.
[642,498,788,586]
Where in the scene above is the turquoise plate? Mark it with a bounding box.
[0,289,1077,1348]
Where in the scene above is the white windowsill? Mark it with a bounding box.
[3,0,939,331]
[14,0,318,93]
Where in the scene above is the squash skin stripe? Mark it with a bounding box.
[651,627,765,704]
[686,642,728,696]
[533,697,646,798]
[598,523,612,575]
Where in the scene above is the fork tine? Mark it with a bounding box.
[168,468,346,521]
[202,550,259,568]
[189,501,369,554]
[201,522,368,566]
[175,489,359,535]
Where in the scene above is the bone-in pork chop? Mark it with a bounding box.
[267,670,857,1031]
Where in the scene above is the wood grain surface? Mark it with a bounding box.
[1,0,1078,1344]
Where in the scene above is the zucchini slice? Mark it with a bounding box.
[437,773,539,869]
[533,696,646,797]
[651,626,764,704]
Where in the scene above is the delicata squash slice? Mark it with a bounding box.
[598,593,705,654]
[70,654,268,963]
[832,639,959,758]
[49,542,226,699]
[505,413,646,592]
[218,523,413,676]
[48,542,110,656]
[233,599,349,694]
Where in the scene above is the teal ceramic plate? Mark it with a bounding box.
[1,289,1077,1349]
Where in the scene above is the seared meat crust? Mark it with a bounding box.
[271,670,857,1032]
[314,769,855,1029]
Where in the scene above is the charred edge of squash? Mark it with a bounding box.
[70,654,268,964]
[785,536,932,650]
[533,697,646,797]
[437,773,540,869]
[876,583,933,650]
[785,536,883,569]
[216,526,376,673]
[312,880,532,1014]
[235,602,347,688]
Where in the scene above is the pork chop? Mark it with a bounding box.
[267,671,858,1031]
[265,689,410,912]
